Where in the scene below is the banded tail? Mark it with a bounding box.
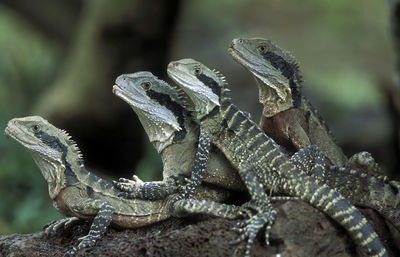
[219,88,387,257]
[287,173,387,257]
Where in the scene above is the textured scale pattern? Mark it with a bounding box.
[167,59,387,257]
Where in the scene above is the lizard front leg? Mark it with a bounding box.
[231,164,277,257]
[44,217,81,234]
[67,199,114,256]
[180,125,214,198]
[114,175,178,200]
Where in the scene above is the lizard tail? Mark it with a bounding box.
[291,174,387,257]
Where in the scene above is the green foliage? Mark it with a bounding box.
[0,9,61,234]
[0,113,63,234]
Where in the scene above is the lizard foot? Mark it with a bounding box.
[64,234,97,256]
[230,202,277,257]
[44,217,80,235]
[112,175,144,193]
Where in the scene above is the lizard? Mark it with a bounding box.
[111,71,245,199]
[227,37,400,231]
[228,37,382,175]
[112,71,400,234]
[166,58,387,257]
[4,115,272,255]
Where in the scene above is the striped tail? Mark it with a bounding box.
[172,199,244,219]
[291,174,387,257]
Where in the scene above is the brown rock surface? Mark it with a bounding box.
[0,201,397,257]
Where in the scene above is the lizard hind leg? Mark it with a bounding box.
[290,145,325,180]
[66,200,114,256]
[230,200,277,257]
[231,165,277,257]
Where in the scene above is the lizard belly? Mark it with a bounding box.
[111,212,170,228]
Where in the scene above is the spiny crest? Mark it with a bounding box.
[264,39,303,87]
[151,77,181,102]
[58,128,83,159]
[166,80,193,110]
[212,68,227,86]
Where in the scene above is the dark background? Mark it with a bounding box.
[0,0,398,234]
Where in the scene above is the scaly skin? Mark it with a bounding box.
[228,37,400,231]
[113,72,400,233]
[111,72,245,199]
[167,58,387,257]
[4,116,257,255]
[228,37,381,175]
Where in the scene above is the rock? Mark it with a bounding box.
[0,201,396,257]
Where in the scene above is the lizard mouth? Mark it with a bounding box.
[112,84,133,106]
[4,122,36,147]
[228,46,244,65]
[112,84,120,95]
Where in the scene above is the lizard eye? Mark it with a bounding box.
[193,66,201,75]
[32,124,41,133]
[141,82,151,90]
[257,45,267,53]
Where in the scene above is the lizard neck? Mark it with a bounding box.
[254,76,296,118]
[160,119,199,178]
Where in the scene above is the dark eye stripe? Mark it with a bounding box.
[195,74,221,97]
[145,89,187,141]
[34,131,79,186]
[260,51,301,107]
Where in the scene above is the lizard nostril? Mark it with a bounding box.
[168,62,177,69]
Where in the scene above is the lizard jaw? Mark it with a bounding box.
[113,77,182,153]
[5,119,61,161]
[229,39,294,116]
[167,60,220,120]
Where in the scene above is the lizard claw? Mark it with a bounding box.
[114,175,144,193]
[231,226,244,233]
[230,202,277,257]
[62,235,95,256]
[64,248,77,257]
[77,234,90,242]
[44,217,80,235]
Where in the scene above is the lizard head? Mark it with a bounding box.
[113,72,190,153]
[229,38,302,117]
[5,116,82,198]
[167,58,223,120]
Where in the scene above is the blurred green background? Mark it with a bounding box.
[0,0,398,234]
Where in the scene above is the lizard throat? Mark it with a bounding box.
[254,77,294,117]
[145,89,187,142]
[260,51,302,108]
